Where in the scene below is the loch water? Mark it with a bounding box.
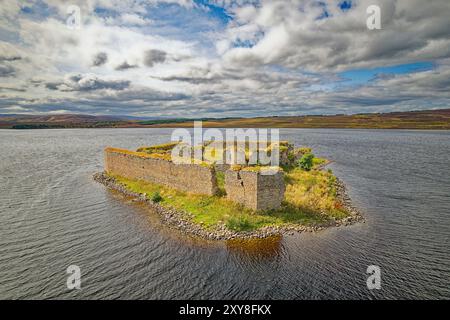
[0,128,449,299]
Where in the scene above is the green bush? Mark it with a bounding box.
[151,192,163,203]
[297,147,312,154]
[226,215,254,231]
[215,171,226,196]
[287,152,296,163]
[298,153,315,171]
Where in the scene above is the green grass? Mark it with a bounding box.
[151,191,163,203]
[226,215,254,231]
[136,142,179,153]
[215,171,226,196]
[312,157,327,167]
[109,156,350,232]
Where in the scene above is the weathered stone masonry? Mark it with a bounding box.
[105,147,218,195]
[104,146,285,211]
[224,170,285,211]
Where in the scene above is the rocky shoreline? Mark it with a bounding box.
[93,172,363,241]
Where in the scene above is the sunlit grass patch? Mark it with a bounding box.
[283,167,347,220]
[109,153,350,232]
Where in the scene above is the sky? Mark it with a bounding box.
[0,0,449,118]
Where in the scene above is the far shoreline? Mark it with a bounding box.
[5,127,450,131]
[2,108,450,130]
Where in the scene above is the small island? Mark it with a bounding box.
[94,140,362,240]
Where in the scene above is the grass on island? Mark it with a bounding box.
[109,155,349,232]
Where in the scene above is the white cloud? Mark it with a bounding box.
[0,0,449,117]
[221,0,450,71]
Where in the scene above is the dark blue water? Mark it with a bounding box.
[0,128,449,299]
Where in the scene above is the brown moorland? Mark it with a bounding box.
[1,108,449,129]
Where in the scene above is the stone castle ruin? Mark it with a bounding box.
[104,141,303,211]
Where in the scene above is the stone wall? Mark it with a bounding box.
[224,169,285,211]
[104,147,218,195]
[104,146,285,211]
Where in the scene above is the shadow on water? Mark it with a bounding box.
[107,186,285,255]
[226,235,283,261]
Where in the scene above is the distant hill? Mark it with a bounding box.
[0,114,126,129]
[0,114,120,123]
[147,109,450,130]
[1,109,450,129]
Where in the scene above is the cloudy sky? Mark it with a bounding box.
[0,0,449,118]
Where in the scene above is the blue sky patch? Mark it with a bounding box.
[194,0,233,24]
[338,62,434,86]
[316,1,331,20]
[19,0,56,20]
[139,1,230,45]
[339,1,352,11]
[94,7,120,19]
